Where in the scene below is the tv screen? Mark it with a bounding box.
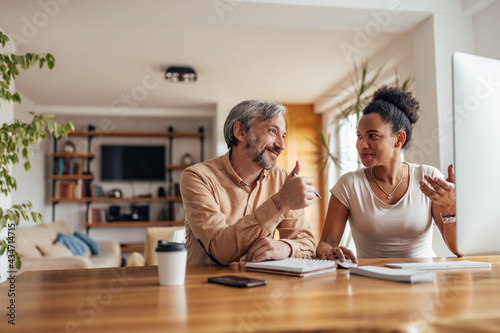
[100,145,166,181]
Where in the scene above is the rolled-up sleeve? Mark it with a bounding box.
[276,208,316,259]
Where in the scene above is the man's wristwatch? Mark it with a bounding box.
[441,215,456,224]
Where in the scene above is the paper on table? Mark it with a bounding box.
[385,260,491,270]
[349,266,435,284]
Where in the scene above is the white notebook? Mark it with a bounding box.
[349,266,435,284]
[245,258,337,277]
[385,260,491,270]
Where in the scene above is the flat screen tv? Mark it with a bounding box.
[100,145,166,181]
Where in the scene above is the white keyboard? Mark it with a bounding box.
[385,260,491,270]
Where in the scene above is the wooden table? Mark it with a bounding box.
[2,256,500,332]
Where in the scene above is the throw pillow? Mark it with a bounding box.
[74,231,101,255]
[55,233,90,256]
[37,242,74,257]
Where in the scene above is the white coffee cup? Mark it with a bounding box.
[156,240,188,286]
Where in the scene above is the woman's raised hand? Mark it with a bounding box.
[420,164,456,216]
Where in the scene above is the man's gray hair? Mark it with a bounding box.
[223,100,287,150]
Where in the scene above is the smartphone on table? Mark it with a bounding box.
[207,275,267,288]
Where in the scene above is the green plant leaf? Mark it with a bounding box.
[15,252,21,270]
[54,124,61,137]
[46,53,55,69]
[0,32,8,47]
[12,92,21,103]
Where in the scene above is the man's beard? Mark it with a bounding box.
[246,130,280,170]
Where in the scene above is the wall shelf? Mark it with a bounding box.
[51,196,182,203]
[51,125,204,245]
[167,164,192,170]
[51,175,94,180]
[68,130,204,138]
[84,221,184,228]
[51,152,95,159]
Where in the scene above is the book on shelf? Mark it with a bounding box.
[349,266,435,284]
[90,184,104,198]
[53,180,105,199]
[87,207,106,224]
[53,158,84,176]
[53,179,84,199]
[245,258,337,277]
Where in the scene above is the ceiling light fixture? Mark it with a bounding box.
[165,66,197,83]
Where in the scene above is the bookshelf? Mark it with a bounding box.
[51,126,204,242]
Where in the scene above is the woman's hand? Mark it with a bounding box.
[420,164,456,216]
[317,242,357,263]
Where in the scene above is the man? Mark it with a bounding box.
[180,100,318,265]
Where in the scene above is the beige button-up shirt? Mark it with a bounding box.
[180,152,316,265]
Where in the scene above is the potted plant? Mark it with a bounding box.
[318,61,413,172]
[0,31,73,274]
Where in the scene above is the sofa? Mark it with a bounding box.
[16,220,122,273]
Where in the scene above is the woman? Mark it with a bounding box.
[317,86,462,262]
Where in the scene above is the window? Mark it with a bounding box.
[325,113,359,254]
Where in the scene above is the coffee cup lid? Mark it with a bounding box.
[155,240,187,252]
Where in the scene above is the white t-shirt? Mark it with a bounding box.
[330,163,443,259]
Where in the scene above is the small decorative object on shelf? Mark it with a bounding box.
[107,206,121,222]
[107,188,123,198]
[63,141,76,153]
[157,186,166,198]
[181,153,194,165]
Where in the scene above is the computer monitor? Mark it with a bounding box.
[452,52,500,255]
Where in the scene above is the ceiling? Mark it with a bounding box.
[0,0,491,113]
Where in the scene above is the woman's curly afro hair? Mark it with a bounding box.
[362,85,420,149]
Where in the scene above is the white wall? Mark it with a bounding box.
[215,100,240,157]
[410,14,474,171]
[473,0,500,59]
[11,93,51,227]
[411,14,475,257]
